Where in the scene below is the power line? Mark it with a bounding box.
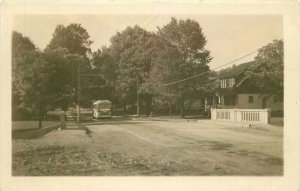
[142,15,160,28]
[163,49,259,86]
[135,15,153,28]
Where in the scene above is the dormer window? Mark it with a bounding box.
[226,79,229,87]
[220,78,235,88]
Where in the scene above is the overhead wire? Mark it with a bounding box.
[141,15,160,28]
[163,49,259,86]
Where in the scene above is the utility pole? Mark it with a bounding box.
[77,62,81,123]
[136,75,140,117]
[169,99,172,118]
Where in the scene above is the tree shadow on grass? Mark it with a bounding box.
[12,125,60,140]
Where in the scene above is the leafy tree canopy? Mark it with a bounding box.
[92,47,117,85]
[154,18,212,100]
[247,39,283,95]
[12,31,36,58]
[109,25,156,104]
[143,18,213,117]
[45,24,95,107]
[12,31,38,120]
[45,23,93,57]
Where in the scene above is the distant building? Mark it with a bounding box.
[217,61,283,116]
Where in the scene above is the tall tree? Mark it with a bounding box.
[89,47,118,104]
[109,26,156,115]
[12,29,87,126]
[154,18,212,118]
[12,31,37,120]
[45,23,94,108]
[13,49,74,127]
[246,39,283,95]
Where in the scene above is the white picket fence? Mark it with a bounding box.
[211,109,270,124]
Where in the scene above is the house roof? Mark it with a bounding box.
[218,61,255,79]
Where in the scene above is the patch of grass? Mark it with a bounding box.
[13,146,92,176]
[208,141,233,150]
[13,146,189,176]
[214,165,227,175]
[265,157,283,166]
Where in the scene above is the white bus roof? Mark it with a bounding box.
[93,100,111,104]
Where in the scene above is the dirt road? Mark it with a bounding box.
[12,119,283,176]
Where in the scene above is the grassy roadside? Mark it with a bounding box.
[12,121,59,131]
[12,121,60,140]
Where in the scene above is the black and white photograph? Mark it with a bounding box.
[1,1,300,191]
[11,13,284,176]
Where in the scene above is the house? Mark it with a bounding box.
[216,61,283,117]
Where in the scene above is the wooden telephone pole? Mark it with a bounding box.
[136,75,140,117]
[77,62,81,123]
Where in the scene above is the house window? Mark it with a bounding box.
[226,79,229,87]
[221,78,235,88]
[228,78,235,87]
[248,96,253,104]
[220,79,223,88]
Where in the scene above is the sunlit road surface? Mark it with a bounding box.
[12,118,283,176]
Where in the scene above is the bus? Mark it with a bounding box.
[92,100,112,119]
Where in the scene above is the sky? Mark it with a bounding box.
[13,14,283,70]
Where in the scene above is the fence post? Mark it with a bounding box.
[233,109,237,121]
[211,109,216,120]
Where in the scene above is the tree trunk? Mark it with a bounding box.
[145,96,153,117]
[187,99,193,115]
[38,114,43,128]
[180,100,185,119]
[169,99,172,118]
[137,96,140,117]
[136,76,140,117]
[131,103,135,114]
[123,101,127,112]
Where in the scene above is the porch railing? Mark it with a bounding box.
[211,109,270,124]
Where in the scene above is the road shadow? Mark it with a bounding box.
[83,121,148,127]
[12,123,94,140]
[66,116,131,123]
[76,123,93,137]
